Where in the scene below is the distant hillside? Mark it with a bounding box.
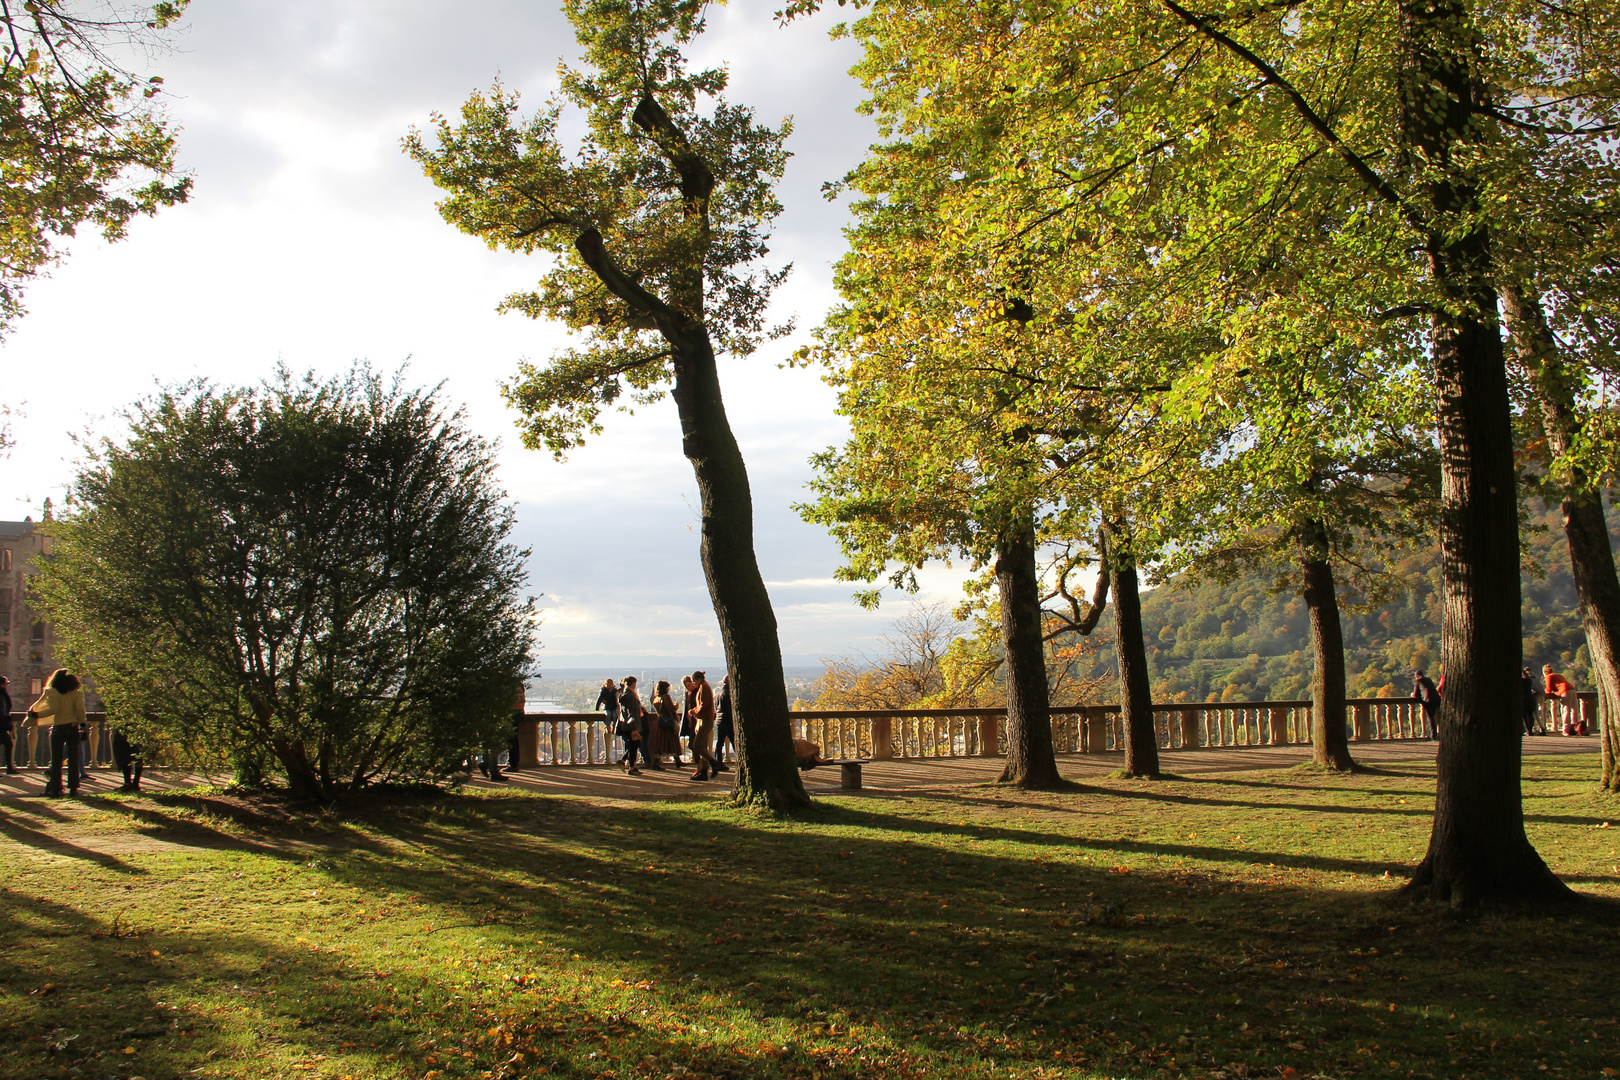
[1060,504,1599,703]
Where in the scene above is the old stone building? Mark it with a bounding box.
[0,518,61,709]
[0,517,54,705]
[0,512,101,712]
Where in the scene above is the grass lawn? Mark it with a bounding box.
[1,753,1617,1080]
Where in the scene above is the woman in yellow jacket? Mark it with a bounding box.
[28,668,87,797]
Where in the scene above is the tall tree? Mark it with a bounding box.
[1505,289,1620,791]
[1102,517,1161,777]
[0,1,191,332]
[406,0,807,810]
[1148,349,1440,772]
[815,0,1599,903]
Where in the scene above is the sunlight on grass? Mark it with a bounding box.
[1,754,1616,1079]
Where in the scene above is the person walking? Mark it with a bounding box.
[1413,669,1441,740]
[619,677,659,770]
[28,668,87,797]
[1543,664,1582,735]
[0,676,14,775]
[688,670,724,781]
[1521,667,1542,735]
[649,680,685,767]
[714,674,735,766]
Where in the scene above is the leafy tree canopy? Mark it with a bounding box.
[405,0,792,458]
[34,366,536,801]
[0,0,192,332]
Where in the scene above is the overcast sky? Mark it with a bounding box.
[0,0,974,669]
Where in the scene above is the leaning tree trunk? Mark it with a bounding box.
[995,518,1063,789]
[1104,519,1159,778]
[569,88,810,813]
[1399,0,1565,903]
[1503,287,1620,792]
[1298,518,1355,771]
[668,325,811,811]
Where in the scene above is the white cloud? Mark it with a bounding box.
[0,0,944,664]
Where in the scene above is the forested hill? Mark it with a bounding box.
[1068,504,1601,703]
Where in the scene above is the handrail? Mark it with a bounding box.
[794,698,1421,720]
[5,692,1597,774]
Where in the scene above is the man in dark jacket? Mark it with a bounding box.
[0,676,14,774]
[1521,667,1541,735]
[1413,669,1441,739]
[714,675,735,765]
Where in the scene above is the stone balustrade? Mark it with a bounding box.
[7,691,1598,772]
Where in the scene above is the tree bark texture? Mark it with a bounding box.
[1105,520,1159,778]
[1503,287,1620,793]
[1400,0,1565,902]
[669,327,810,810]
[995,521,1064,789]
[1298,519,1355,771]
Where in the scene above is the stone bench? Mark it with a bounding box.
[821,758,871,790]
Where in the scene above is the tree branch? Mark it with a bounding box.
[573,228,674,321]
[1160,0,1411,221]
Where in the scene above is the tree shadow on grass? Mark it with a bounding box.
[0,804,149,875]
[8,787,1620,1080]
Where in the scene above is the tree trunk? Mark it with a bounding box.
[1105,519,1159,778]
[1298,518,1355,771]
[995,518,1063,789]
[271,735,326,802]
[668,328,810,811]
[1399,0,1566,902]
[1503,287,1620,793]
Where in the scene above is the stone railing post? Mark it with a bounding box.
[1267,706,1288,745]
[1352,703,1371,742]
[872,716,893,760]
[978,714,999,756]
[548,721,559,766]
[1086,707,1110,753]
[518,718,542,769]
[1179,708,1198,749]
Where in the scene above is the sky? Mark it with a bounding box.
[0,0,975,669]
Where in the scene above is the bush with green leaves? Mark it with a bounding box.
[35,367,536,800]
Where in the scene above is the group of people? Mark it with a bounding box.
[1412,663,1592,738]
[596,671,735,781]
[1527,663,1589,736]
[0,668,144,797]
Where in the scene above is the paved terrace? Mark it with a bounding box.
[0,732,1599,801]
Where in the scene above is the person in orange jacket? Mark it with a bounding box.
[1542,664,1585,735]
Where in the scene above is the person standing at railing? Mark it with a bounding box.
[1542,664,1584,735]
[507,683,527,773]
[26,668,87,797]
[1413,669,1441,740]
[1521,668,1543,736]
[112,727,144,792]
[596,678,622,765]
[688,670,724,781]
[649,680,686,767]
[714,675,735,766]
[0,675,13,775]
